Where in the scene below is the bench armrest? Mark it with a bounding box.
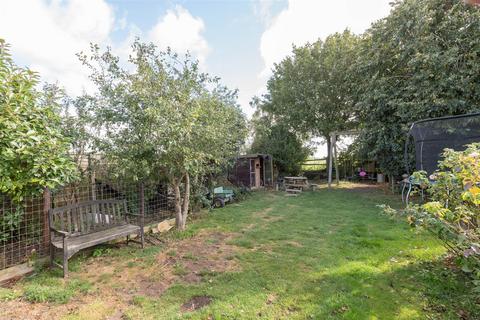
[125,212,143,217]
[50,227,70,237]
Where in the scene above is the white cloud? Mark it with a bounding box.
[0,1,210,96]
[253,0,275,26]
[259,0,392,77]
[0,0,115,95]
[148,5,210,66]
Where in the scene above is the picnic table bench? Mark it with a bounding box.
[284,176,309,195]
[49,199,144,277]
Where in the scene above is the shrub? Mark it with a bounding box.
[382,143,480,291]
[0,39,78,202]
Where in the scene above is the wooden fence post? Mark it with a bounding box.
[43,187,51,251]
[139,182,145,248]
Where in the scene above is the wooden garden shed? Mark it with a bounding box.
[229,154,274,188]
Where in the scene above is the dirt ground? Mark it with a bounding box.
[1,230,241,320]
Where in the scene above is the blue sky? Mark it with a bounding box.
[0,0,392,118]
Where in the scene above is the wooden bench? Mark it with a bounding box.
[48,199,144,277]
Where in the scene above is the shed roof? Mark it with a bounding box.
[237,153,271,159]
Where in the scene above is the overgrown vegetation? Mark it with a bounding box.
[382,143,480,292]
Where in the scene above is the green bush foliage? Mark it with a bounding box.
[382,143,480,291]
[252,31,359,168]
[0,204,23,242]
[249,111,311,176]
[355,0,480,177]
[79,41,247,230]
[0,39,78,202]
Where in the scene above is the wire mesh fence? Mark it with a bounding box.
[0,180,175,271]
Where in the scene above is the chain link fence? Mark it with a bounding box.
[0,180,175,271]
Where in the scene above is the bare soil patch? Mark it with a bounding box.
[181,295,212,312]
[2,230,241,320]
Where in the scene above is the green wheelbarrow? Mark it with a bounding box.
[212,186,235,208]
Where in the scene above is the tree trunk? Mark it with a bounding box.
[181,172,190,230]
[173,178,184,230]
[326,136,331,175]
[333,138,339,186]
[327,135,333,188]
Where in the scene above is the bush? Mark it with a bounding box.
[382,143,480,291]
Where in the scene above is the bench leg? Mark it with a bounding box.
[63,251,68,278]
[63,238,68,278]
[126,235,130,245]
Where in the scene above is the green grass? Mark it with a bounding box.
[23,271,93,304]
[125,188,478,319]
[10,186,479,318]
[0,287,21,301]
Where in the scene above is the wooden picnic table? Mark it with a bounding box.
[284,176,308,187]
[284,177,309,195]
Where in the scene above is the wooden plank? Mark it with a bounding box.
[52,224,140,252]
[78,207,86,233]
[51,200,125,215]
[286,189,302,193]
[111,202,117,224]
[73,206,80,233]
[59,210,65,232]
[42,188,51,253]
[0,258,48,285]
[66,209,72,234]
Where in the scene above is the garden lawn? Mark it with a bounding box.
[1,184,478,319]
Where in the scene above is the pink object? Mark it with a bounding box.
[359,170,367,177]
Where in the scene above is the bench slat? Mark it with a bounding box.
[51,199,125,215]
[50,199,129,234]
[67,209,72,234]
[51,224,140,253]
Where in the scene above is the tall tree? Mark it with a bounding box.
[354,0,480,177]
[260,30,360,166]
[0,39,78,202]
[80,41,246,230]
[249,108,311,176]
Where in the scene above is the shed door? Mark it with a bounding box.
[250,159,256,187]
[234,158,250,187]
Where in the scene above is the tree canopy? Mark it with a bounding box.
[253,0,480,179]
[354,0,480,176]
[249,108,311,176]
[254,30,360,166]
[80,41,247,230]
